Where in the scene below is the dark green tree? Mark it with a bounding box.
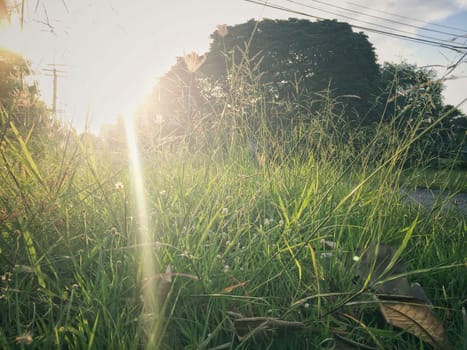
[427,104,467,166]
[203,18,381,122]
[378,62,444,122]
[0,48,49,132]
[378,62,466,166]
[135,18,383,151]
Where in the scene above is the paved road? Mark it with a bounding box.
[401,188,467,216]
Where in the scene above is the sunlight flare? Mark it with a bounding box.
[124,114,159,347]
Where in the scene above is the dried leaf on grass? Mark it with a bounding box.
[221,281,248,294]
[141,265,199,307]
[226,311,304,340]
[157,265,173,307]
[356,244,410,295]
[332,333,377,350]
[320,239,339,250]
[377,295,451,349]
[463,307,467,347]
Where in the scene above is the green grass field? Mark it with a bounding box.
[0,112,465,349]
[1,50,466,349]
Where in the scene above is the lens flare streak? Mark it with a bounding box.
[124,115,159,346]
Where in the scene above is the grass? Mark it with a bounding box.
[0,60,466,349]
[1,122,465,349]
[401,168,467,192]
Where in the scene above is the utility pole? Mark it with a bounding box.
[42,63,68,117]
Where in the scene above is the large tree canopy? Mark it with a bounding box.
[132,18,465,165]
[203,18,381,118]
[139,18,382,140]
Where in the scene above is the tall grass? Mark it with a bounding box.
[0,56,465,349]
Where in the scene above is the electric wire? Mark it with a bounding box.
[345,0,467,34]
[244,0,467,52]
[284,0,463,46]
[297,0,466,38]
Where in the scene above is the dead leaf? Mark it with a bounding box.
[226,311,304,340]
[462,307,467,347]
[222,281,248,294]
[332,333,377,350]
[141,265,198,307]
[356,244,411,295]
[157,264,173,307]
[320,239,340,251]
[377,295,451,349]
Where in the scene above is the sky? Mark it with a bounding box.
[1,0,466,134]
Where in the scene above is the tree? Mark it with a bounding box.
[377,62,466,166]
[134,18,382,150]
[0,48,30,105]
[378,62,444,122]
[0,48,49,132]
[203,18,381,121]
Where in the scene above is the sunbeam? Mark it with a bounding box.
[124,114,160,347]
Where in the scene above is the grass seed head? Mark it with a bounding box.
[216,24,228,37]
[183,52,206,73]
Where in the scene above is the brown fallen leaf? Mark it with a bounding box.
[377,295,451,349]
[320,239,339,250]
[332,333,377,350]
[356,244,411,295]
[221,281,248,294]
[141,265,198,307]
[157,264,173,307]
[226,311,304,340]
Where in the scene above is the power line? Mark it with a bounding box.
[345,0,467,34]
[297,0,466,38]
[283,0,463,46]
[243,0,467,52]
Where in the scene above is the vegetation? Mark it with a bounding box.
[1,19,466,349]
[0,48,50,132]
[134,19,466,169]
